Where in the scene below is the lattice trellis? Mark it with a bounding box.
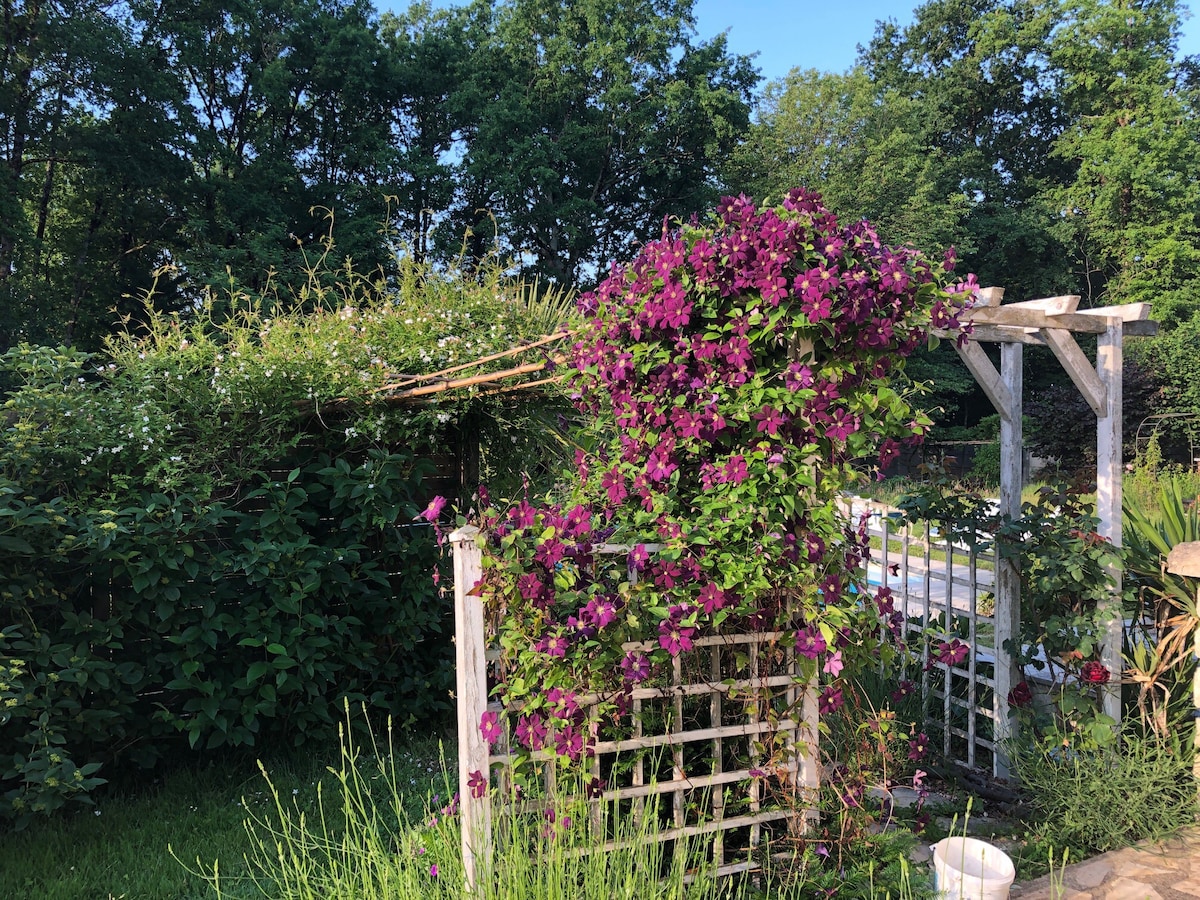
[865,510,1002,775]
[451,527,819,891]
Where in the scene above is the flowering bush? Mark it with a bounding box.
[474,190,971,774]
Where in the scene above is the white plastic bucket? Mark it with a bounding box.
[931,837,1016,900]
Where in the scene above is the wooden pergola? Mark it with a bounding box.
[937,288,1157,774]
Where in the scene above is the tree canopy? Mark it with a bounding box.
[0,0,756,351]
[734,0,1199,445]
[4,0,1200,447]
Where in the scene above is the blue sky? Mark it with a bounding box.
[378,1,1200,86]
[692,0,1200,83]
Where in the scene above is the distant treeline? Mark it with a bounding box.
[2,0,1199,443]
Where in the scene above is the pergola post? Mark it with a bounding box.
[993,342,1024,778]
[942,294,1155,773]
[1096,321,1124,723]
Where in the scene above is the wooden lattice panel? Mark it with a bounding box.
[451,527,819,888]
[865,511,1002,775]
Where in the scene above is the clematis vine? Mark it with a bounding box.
[471,189,971,776]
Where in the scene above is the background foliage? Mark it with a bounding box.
[0,256,575,823]
[5,0,1198,453]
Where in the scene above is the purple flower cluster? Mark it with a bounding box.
[475,189,971,775]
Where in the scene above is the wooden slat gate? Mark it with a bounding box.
[863,508,1004,775]
[451,526,819,892]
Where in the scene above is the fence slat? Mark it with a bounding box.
[452,526,491,894]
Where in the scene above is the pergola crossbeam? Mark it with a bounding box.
[967,306,1108,333]
[1075,302,1152,323]
[1004,295,1081,314]
[1042,328,1107,417]
[972,286,1007,308]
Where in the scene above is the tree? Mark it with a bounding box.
[379,2,478,260]
[1049,0,1200,324]
[0,0,187,350]
[727,67,970,255]
[453,0,758,284]
[860,0,1076,302]
[155,0,402,299]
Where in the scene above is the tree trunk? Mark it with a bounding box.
[0,0,43,282]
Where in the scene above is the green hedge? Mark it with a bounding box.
[0,259,575,824]
[0,451,449,825]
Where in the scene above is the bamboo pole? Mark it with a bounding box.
[382,357,566,402]
[378,330,573,390]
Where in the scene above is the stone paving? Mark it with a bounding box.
[1008,827,1200,900]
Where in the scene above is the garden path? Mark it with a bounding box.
[1009,827,1200,900]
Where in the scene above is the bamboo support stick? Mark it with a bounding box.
[379,330,573,389]
[382,357,566,402]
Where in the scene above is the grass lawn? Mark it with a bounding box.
[0,732,447,900]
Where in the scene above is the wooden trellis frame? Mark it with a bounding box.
[934,288,1157,775]
[450,526,819,893]
[436,285,1154,887]
[865,510,1002,774]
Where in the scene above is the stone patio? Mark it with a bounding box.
[1008,827,1200,900]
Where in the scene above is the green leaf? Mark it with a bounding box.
[0,535,34,553]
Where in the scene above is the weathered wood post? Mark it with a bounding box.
[1165,542,1200,786]
[952,286,1023,776]
[994,340,1023,778]
[451,525,491,894]
[1095,319,1124,725]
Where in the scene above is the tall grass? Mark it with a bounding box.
[196,718,736,900]
[0,740,387,900]
[191,713,928,900]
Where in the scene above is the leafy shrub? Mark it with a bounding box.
[0,254,574,823]
[1014,730,1195,858]
[1026,356,1161,479]
[0,452,448,825]
[1123,473,1200,734]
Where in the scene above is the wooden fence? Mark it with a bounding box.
[863,508,1004,775]
[451,526,819,891]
